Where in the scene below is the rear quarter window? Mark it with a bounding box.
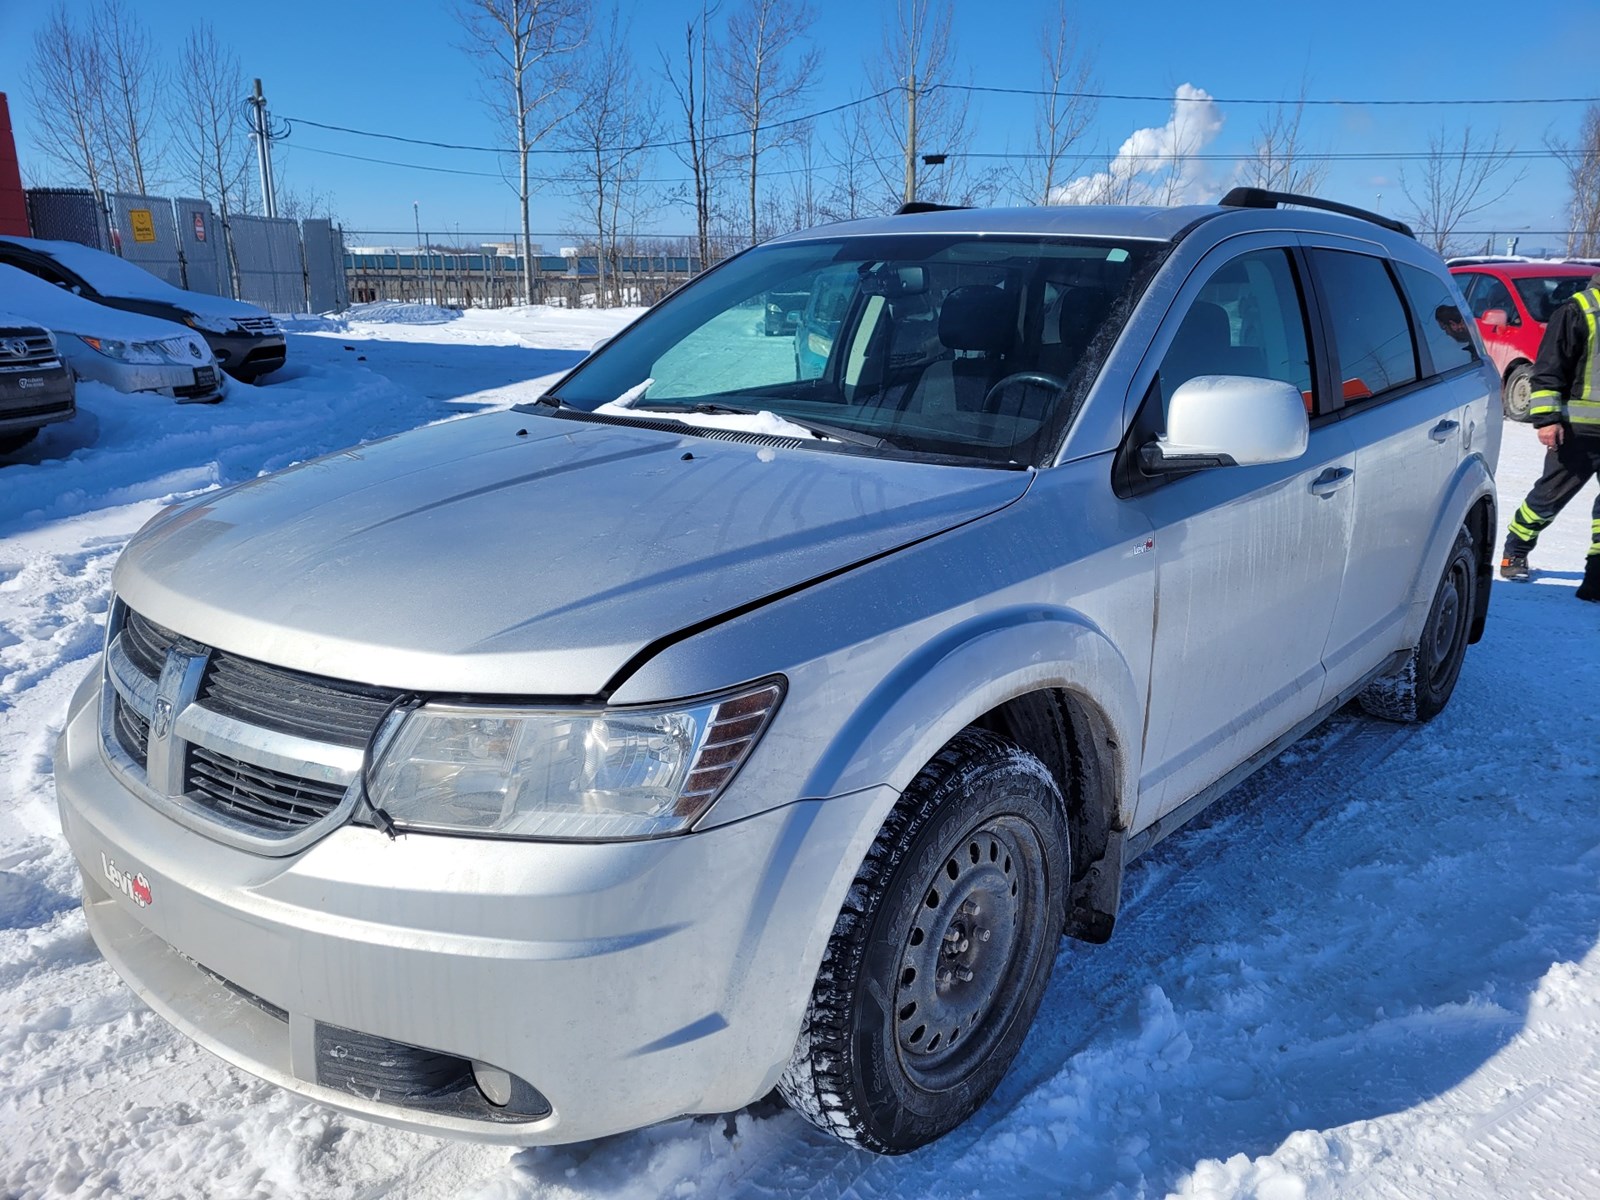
[1397,263,1481,375]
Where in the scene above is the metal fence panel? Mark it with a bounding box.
[104,192,182,287]
[231,215,304,312]
[174,198,227,297]
[23,188,108,249]
[301,219,348,313]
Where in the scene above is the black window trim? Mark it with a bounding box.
[1301,245,1424,421]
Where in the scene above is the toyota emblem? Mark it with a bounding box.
[1,339,26,358]
[189,342,202,359]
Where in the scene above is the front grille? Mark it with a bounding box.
[121,610,178,681]
[186,745,348,832]
[199,652,400,749]
[234,316,279,335]
[0,333,58,369]
[172,377,219,400]
[113,694,150,767]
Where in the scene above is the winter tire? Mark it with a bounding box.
[1359,526,1476,723]
[778,728,1069,1153]
[1502,363,1534,422]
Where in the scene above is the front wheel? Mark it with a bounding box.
[1502,363,1533,422]
[778,729,1069,1153]
[1359,526,1477,723]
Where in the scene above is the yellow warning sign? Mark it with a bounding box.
[129,209,157,243]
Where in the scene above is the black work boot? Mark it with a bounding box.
[1577,557,1600,602]
[1500,549,1531,582]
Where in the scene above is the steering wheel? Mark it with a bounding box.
[981,371,1070,413]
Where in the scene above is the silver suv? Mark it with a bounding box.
[55,191,1500,1154]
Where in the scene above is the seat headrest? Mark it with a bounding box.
[1175,300,1232,351]
[1057,285,1114,348]
[938,285,1014,354]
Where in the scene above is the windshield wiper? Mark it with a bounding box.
[637,401,889,449]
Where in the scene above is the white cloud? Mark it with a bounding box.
[1053,84,1225,206]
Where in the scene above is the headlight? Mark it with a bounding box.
[78,335,167,364]
[183,313,238,335]
[366,679,783,839]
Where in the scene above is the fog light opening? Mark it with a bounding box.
[472,1059,514,1107]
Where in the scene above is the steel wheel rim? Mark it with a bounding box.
[1426,558,1469,689]
[892,814,1048,1091]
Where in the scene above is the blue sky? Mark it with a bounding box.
[2,0,1596,252]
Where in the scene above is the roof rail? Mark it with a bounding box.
[894,201,973,216]
[1219,187,1415,240]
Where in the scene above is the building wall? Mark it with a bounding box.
[0,94,31,237]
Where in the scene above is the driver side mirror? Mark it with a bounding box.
[1141,375,1309,473]
[1481,308,1510,329]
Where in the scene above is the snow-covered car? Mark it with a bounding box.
[0,266,225,403]
[55,189,1500,1154]
[0,235,285,383]
[0,310,75,455]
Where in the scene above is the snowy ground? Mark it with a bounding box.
[1,305,1597,1199]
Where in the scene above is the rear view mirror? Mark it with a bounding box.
[1481,308,1509,329]
[859,264,927,297]
[1142,375,1308,473]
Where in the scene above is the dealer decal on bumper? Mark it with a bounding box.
[102,852,153,908]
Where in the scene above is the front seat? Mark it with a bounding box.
[911,285,1015,416]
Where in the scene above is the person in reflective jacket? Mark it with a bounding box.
[1501,273,1600,600]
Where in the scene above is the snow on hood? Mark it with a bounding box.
[113,409,1029,695]
[0,265,204,343]
[0,235,270,320]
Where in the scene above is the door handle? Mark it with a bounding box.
[1309,466,1354,497]
[1429,419,1460,443]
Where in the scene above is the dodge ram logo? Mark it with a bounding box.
[151,696,173,739]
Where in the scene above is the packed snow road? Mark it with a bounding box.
[1,305,1596,1199]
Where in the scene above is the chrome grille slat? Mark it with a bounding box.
[112,695,150,768]
[121,610,179,681]
[188,746,347,831]
[200,653,399,749]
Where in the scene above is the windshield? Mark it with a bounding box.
[1513,273,1595,324]
[541,233,1160,466]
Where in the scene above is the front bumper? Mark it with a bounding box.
[0,367,75,434]
[206,331,286,380]
[55,670,889,1144]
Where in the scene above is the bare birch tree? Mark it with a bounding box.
[25,4,108,193]
[560,11,660,307]
[459,0,590,305]
[1027,1,1096,205]
[719,0,819,246]
[820,102,882,221]
[868,0,974,207]
[1551,105,1600,258]
[94,0,164,195]
[1401,125,1525,256]
[1239,90,1327,196]
[661,5,722,270]
[170,23,253,294]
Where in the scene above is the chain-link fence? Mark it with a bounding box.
[19,186,349,314]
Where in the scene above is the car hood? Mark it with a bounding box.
[114,411,1030,696]
[0,265,201,345]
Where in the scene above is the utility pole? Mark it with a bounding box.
[904,70,918,206]
[249,78,278,219]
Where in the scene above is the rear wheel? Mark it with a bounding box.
[1502,363,1534,422]
[778,729,1069,1153]
[1359,526,1476,723]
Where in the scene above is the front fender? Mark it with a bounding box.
[801,605,1143,831]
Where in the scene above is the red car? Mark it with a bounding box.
[1449,260,1599,420]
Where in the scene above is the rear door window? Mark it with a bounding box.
[1397,262,1481,375]
[1465,272,1520,325]
[1309,250,1419,404]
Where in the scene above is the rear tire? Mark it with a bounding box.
[778,729,1069,1153]
[1359,526,1476,723]
[1502,363,1533,422]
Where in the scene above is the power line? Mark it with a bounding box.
[946,83,1600,106]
